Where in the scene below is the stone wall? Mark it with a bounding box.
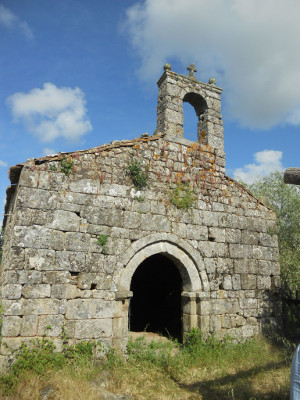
[1,131,281,365]
[0,66,282,368]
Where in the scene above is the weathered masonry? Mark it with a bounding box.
[1,64,281,364]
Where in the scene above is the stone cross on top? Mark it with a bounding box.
[187,63,197,78]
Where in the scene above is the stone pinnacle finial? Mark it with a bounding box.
[208,77,216,86]
[164,63,171,71]
[187,63,197,79]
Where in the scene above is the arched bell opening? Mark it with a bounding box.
[183,92,208,143]
[129,253,182,341]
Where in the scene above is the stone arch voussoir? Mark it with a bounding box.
[118,233,209,293]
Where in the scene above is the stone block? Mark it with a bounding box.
[12,225,51,249]
[197,300,211,315]
[0,355,9,374]
[199,242,228,258]
[199,316,210,333]
[3,300,23,315]
[69,179,100,194]
[223,274,232,290]
[209,315,221,332]
[2,316,21,336]
[65,232,89,252]
[74,319,112,339]
[241,231,259,245]
[17,187,58,210]
[21,315,38,336]
[182,295,196,315]
[186,225,208,240]
[202,211,219,227]
[259,233,277,247]
[37,315,64,337]
[25,248,55,270]
[27,271,42,284]
[239,298,258,310]
[51,284,80,299]
[112,317,127,337]
[140,214,171,232]
[64,320,75,338]
[4,270,28,284]
[42,271,70,284]
[77,272,112,290]
[229,244,252,259]
[253,246,273,260]
[257,275,271,289]
[55,251,86,272]
[232,274,241,290]
[257,260,272,275]
[1,337,32,355]
[65,299,114,319]
[48,209,80,232]
[182,313,198,332]
[247,317,258,326]
[3,284,22,299]
[241,274,257,290]
[234,259,258,274]
[4,246,24,270]
[22,284,51,299]
[208,227,225,242]
[50,230,66,251]
[225,229,241,243]
[211,299,239,314]
[220,315,232,329]
[22,299,65,315]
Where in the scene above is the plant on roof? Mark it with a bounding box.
[126,160,148,190]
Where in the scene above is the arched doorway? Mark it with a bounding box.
[129,254,182,341]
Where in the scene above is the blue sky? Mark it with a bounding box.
[1,0,299,223]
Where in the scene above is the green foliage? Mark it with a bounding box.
[126,160,148,190]
[97,234,108,253]
[246,171,300,291]
[0,333,292,399]
[170,183,195,209]
[60,157,74,176]
[127,336,182,377]
[0,338,97,393]
[48,164,57,171]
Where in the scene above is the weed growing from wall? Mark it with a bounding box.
[126,160,148,190]
[60,157,74,176]
[170,183,195,209]
[97,234,108,253]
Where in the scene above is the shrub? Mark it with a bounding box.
[126,160,148,190]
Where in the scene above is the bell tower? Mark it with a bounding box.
[156,63,225,167]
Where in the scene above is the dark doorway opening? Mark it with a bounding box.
[129,254,182,341]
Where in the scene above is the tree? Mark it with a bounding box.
[246,171,300,291]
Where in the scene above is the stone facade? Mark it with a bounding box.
[0,65,281,365]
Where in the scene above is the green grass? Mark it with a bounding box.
[0,330,294,400]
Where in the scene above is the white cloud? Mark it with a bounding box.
[0,4,33,40]
[125,0,300,129]
[7,83,93,142]
[233,150,284,184]
[43,148,56,156]
[0,160,7,167]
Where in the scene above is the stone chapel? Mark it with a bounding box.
[0,64,282,364]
